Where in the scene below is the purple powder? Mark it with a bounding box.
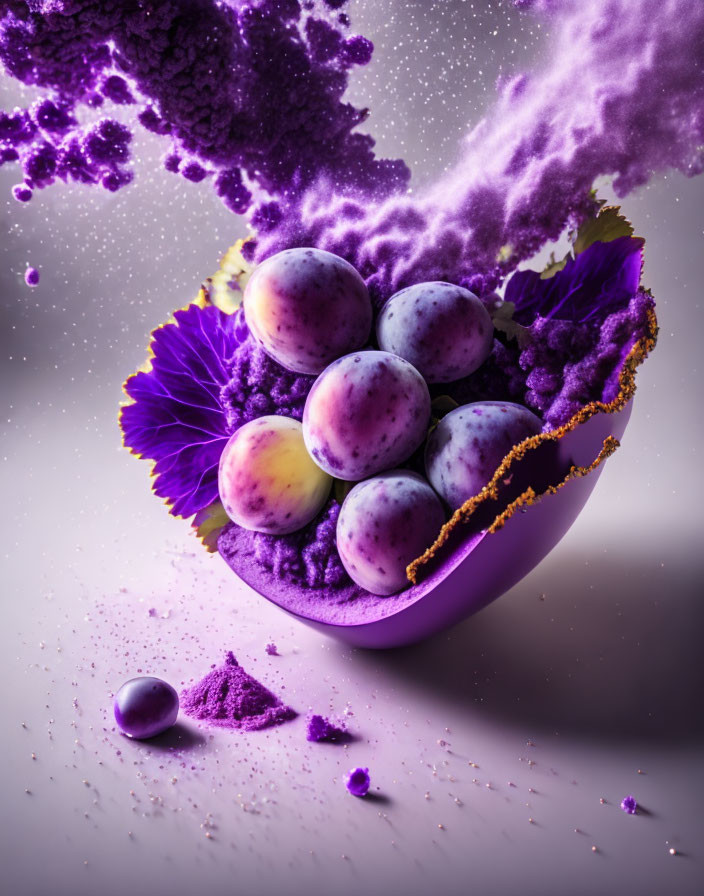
[345,767,370,797]
[306,714,348,743]
[621,795,638,815]
[265,642,279,656]
[180,652,296,731]
[24,266,39,286]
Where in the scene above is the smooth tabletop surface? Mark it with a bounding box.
[2,2,704,894]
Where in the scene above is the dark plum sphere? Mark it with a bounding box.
[243,247,372,374]
[376,281,493,383]
[425,401,543,510]
[303,351,431,481]
[336,471,446,595]
[114,676,179,739]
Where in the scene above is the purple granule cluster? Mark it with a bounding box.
[251,499,350,590]
[620,795,638,814]
[306,714,348,743]
[520,290,654,429]
[345,767,370,797]
[220,336,316,432]
[180,651,296,731]
[0,0,407,210]
[443,338,526,408]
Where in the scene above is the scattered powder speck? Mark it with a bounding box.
[620,795,638,815]
[306,714,349,743]
[265,642,279,656]
[180,652,296,731]
[345,766,370,797]
[24,266,39,286]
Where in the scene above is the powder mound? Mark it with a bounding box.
[220,337,316,432]
[250,499,350,590]
[180,652,296,731]
[306,714,349,743]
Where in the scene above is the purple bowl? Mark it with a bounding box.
[219,400,632,648]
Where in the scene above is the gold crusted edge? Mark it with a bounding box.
[406,302,659,585]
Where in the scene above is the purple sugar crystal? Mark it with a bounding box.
[180,652,296,731]
[345,767,370,797]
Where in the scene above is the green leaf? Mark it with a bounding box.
[539,252,569,280]
[192,500,230,553]
[573,206,635,255]
[491,300,532,348]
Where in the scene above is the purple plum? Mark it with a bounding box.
[114,676,179,740]
[336,471,446,595]
[303,351,431,481]
[376,281,493,383]
[243,247,372,374]
[218,415,332,534]
[425,401,543,510]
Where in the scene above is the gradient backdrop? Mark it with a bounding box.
[1,2,703,895]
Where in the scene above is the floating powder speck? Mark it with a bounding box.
[620,795,638,815]
[180,652,296,731]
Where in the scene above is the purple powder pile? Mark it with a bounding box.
[345,767,370,797]
[265,642,279,656]
[306,714,349,743]
[621,795,638,815]
[180,652,296,731]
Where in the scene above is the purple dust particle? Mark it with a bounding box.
[621,795,638,815]
[265,642,279,656]
[181,161,208,183]
[307,714,348,743]
[12,184,32,202]
[345,767,370,797]
[24,266,39,286]
[180,652,296,731]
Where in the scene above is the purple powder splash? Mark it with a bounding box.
[306,714,349,743]
[621,795,638,815]
[180,651,296,731]
[2,1,702,302]
[345,766,370,797]
[265,642,279,656]
[0,1,406,213]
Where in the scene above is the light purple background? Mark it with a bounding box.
[1,3,703,894]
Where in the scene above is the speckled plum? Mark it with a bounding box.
[425,401,543,510]
[243,247,372,374]
[376,281,494,383]
[218,415,332,534]
[337,471,447,595]
[302,351,432,481]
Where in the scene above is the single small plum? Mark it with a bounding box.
[376,281,493,382]
[219,415,331,534]
[425,401,543,510]
[303,350,431,481]
[243,247,372,374]
[114,676,179,739]
[336,471,446,595]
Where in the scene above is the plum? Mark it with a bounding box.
[336,471,447,595]
[218,415,332,534]
[302,350,431,481]
[243,247,372,374]
[425,401,543,510]
[376,281,493,383]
